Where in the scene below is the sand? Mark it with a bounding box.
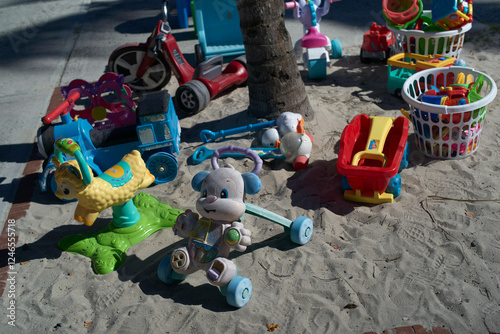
[2,9,500,334]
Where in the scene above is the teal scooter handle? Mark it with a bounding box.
[199,120,277,143]
[192,146,284,165]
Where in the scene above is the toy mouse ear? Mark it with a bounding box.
[192,171,210,191]
[242,172,261,195]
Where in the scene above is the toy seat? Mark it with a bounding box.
[193,0,245,61]
[301,26,328,48]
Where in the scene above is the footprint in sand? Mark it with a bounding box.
[118,316,148,334]
[94,284,125,312]
[482,304,500,333]
[403,250,461,289]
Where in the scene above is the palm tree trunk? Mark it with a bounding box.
[236,0,313,120]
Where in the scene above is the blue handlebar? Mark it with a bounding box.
[192,146,285,165]
[199,120,277,143]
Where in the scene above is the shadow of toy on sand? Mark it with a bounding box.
[114,229,309,312]
[0,217,113,270]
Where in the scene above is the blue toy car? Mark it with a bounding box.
[38,90,181,197]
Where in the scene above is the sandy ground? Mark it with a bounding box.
[1,1,500,333]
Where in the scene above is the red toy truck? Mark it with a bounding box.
[360,22,395,64]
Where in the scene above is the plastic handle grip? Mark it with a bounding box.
[43,91,80,124]
[199,120,277,143]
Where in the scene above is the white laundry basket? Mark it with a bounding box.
[402,67,497,159]
[388,11,471,58]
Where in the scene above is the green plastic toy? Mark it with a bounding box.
[58,193,182,274]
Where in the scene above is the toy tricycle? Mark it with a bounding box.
[285,0,342,80]
[337,114,409,204]
[108,0,248,114]
[157,146,313,308]
[38,90,181,198]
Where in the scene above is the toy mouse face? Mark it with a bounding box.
[196,167,247,222]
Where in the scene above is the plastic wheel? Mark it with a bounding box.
[331,39,342,59]
[158,254,187,284]
[108,44,171,91]
[398,143,409,172]
[290,216,313,245]
[394,88,402,99]
[341,175,352,192]
[175,80,210,114]
[194,44,204,65]
[360,49,371,64]
[226,276,252,308]
[307,58,327,80]
[146,152,178,184]
[386,174,402,198]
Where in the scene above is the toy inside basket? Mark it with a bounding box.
[388,11,472,58]
[402,67,497,159]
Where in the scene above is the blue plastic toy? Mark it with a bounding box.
[193,0,245,63]
[38,90,181,198]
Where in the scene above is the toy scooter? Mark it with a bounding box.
[198,112,312,169]
[108,0,248,115]
[285,0,342,80]
[193,131,313,170]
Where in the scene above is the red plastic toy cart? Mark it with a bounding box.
[337,114,409,204]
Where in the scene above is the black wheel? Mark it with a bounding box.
[384,49,391,62]
[108,44,171,92]
[395,88,402,99]
[360,49,371,64]
[233,55,247,68]
[194,44,204,65]
[175,80,210,114]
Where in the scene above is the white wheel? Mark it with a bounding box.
[108,44,171,91]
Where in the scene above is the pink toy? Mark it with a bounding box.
[285,0,342,80]
[61,73,136,130]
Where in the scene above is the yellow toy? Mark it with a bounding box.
[351,117,394,167]
[53,139,155,226]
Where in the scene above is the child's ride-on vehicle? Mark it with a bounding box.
[38,90,181,198]
[108,0,248,114]
[285,0,342,80]
[337,114,409,204]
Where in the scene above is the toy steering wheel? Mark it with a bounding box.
[211,145,263,175]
